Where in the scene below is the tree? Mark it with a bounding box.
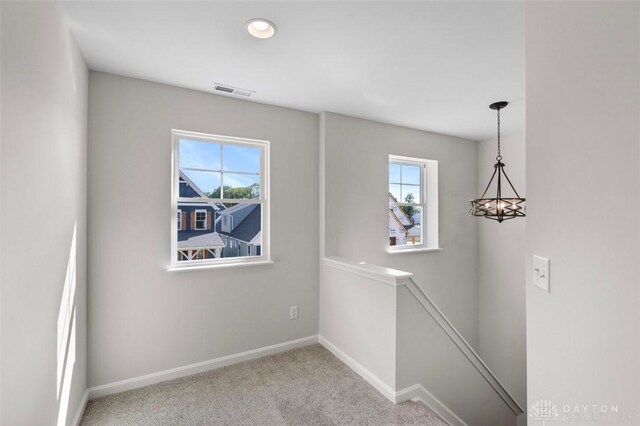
[207,183,260,206]
[400,193,417,220]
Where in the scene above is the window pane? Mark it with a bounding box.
[217,203,262,259]
[222,173,260,199]
[389,184,402,202]
[389,163,401,183]
[180,170,221,197]
[402,164,420,185]
[401,184,421,204]
[176,206,223,262]
[223,145,261,173]
[389,205,422,247]
[179,139,221,170]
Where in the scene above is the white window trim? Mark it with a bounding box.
[194,209,207,231]
[387,154,439,252]
[170,129,270,269]
[222,214,233,233]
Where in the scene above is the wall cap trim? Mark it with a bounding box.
[323,256,413,286]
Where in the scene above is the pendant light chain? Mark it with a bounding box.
[496,108,502,161]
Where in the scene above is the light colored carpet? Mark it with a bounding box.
[81,344,448,426]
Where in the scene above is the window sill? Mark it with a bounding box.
[167,260,274,272]
[387,247,442,254]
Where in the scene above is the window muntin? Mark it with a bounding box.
[179,141,261,200]
[389,163,422,204]
[171,130,269,268]
[388,155,434,250]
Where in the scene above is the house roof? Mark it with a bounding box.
[389,193,414,227]
[389,209,406,233]
[179,170,208,198]
[216,204,261,244]
[177,231,224,249]
[179,170,226,212]
[249,231,262,245]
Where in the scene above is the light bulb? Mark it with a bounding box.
[246,19,277,39]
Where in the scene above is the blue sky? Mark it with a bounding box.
[180,139,260,195]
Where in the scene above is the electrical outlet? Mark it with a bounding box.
[289,306,298,320]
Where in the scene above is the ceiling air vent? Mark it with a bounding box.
[213,83,255,97]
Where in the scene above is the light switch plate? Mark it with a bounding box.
[533,255,550,293]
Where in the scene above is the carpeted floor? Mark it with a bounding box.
[81,344,448,425]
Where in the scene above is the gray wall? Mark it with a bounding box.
[526,2,640,423]
[397,286,516,426]
[477,132,526,409]
[1,2,88,424]
[322,112,479,349]
[87,72,319,387]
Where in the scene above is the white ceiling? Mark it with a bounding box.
[59,1,524,141]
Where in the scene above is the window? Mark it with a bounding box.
[222,214,232,233]
[194,210,207,230]
[388,155,439,251]
[171,130,269,268]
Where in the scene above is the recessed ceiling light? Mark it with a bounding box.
[246,19,276,39]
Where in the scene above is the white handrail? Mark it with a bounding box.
[323,256,524,416]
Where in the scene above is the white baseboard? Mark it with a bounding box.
[319,336,465,426]
[396,383,468,426]
[318,335,396,403]
[87,335,319,400]
[72,389,89,426]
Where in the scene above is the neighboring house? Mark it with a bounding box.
[216,203,262,257]
[177,172,226,260]
[388,193,421,246]
[177,171,261,260]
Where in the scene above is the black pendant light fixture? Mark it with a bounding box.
[470,101,525,222]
